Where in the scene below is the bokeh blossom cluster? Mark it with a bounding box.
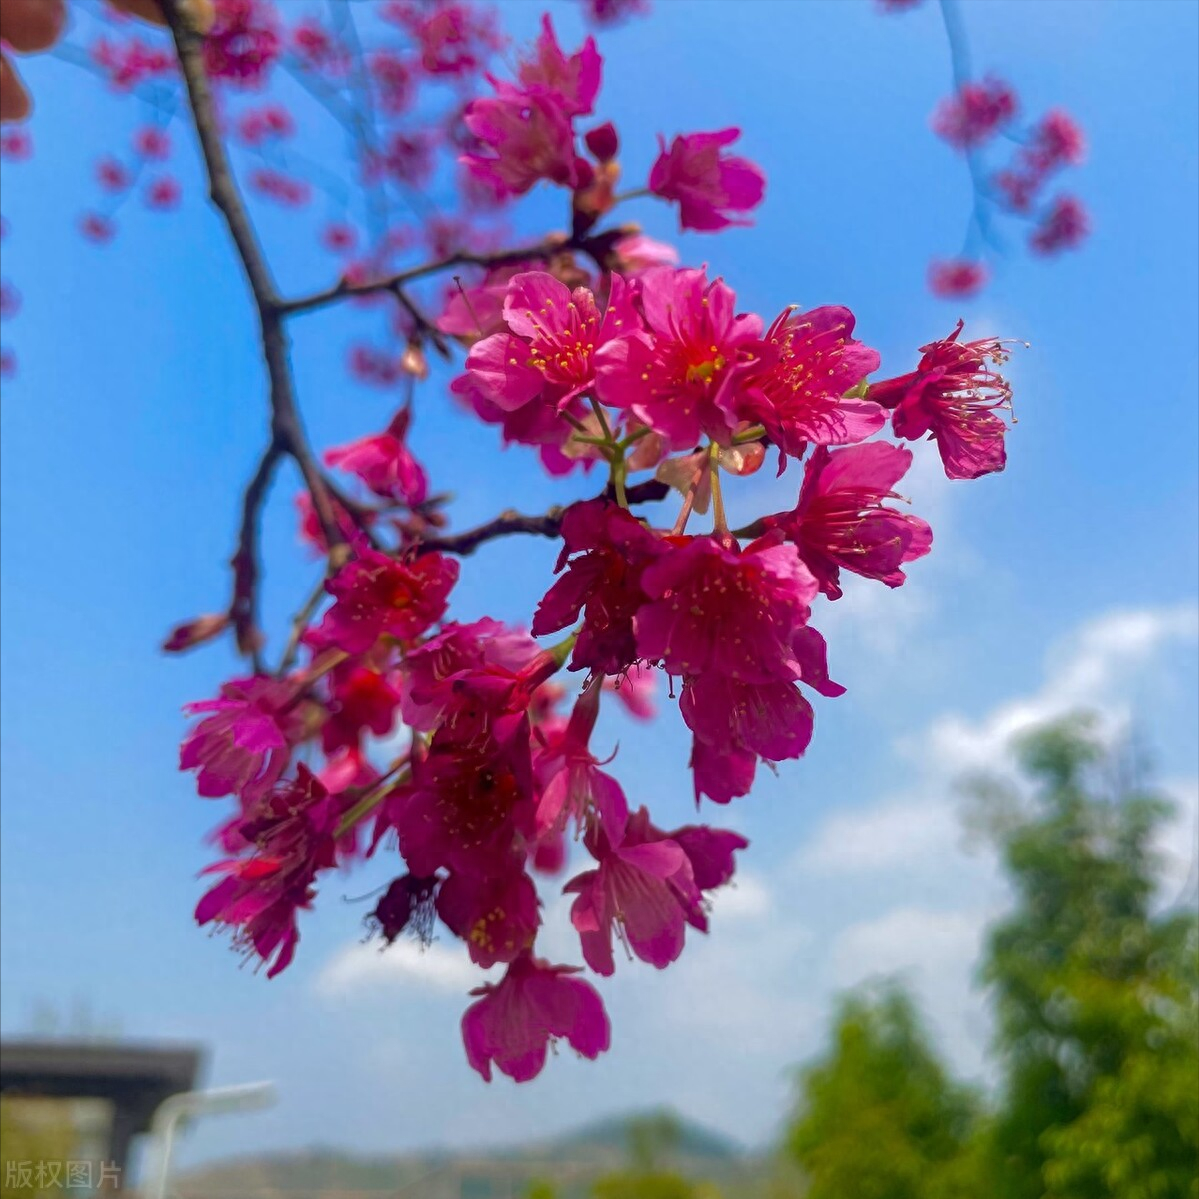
[3,0,1021,1082]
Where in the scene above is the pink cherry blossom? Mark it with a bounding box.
[743,305,884,459]
[180,675,302,802]
[517,15,602,118]
[308,549,458,655]
[324,408,428,506]
[1030,194,1090,255]
[437,868,541,968]
[635,534,819,683]
[649,128,765,231]
[596,266,764,449]
[533,498,665,675]
[765,442,933,598]
[928,258,988,298]
[462,952,610,1081]
[203,0,280,87]
[870,321,1013,480]
[932,77,1017,149]
[467,271,639,416]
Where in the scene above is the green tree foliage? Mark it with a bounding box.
[782,713,1197,1199]
[979,714,1199,1198]
[783,983,983,1199]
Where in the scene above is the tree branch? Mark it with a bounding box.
[230,443,282,670]
[412,479,669,558]
[160,0,346,565]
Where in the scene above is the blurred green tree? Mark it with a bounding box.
[782,982,983,1199]
[976,714,1198,1198]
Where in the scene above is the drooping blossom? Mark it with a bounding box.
[604,663,656,720]
[565,814,699,975]
[347,343,401,387]
[932,77,1017,148]
[0,129,33,161]
[742,305,884,460]
[585,122,619,163]
[467,270,639,415]
[180,675,304,802]
[133,126,170,160]
[461,952,610,1082]
[635,534,819,683]
[96,157,131,191]
[90,37,175,91]
[1030,194,1090,255]
[436,868,541,968]
[534,676,630,842]
[763,443,933,598]
[308,549,458,655]
[378,131,436,187]
[928,258,988,298]
[235,104,294,145]
[324,407,428,506]
[648,127,765,232]
[1025,109,1086,172]
[533,498,664,675]
[296,491,369,557]
[388,1,502,78]
[596,266,764,449]
[320,664,402,754]
[290,17,345,74]
[869,321,1013,480]
[78,213,116,243]
[370,51,413,115]
[195,765,337,977]
[203,0,280,87]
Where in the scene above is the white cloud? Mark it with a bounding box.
[710,871,772,920]
[314,937,487,999]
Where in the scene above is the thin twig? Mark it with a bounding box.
[230,443,282,672]
[161,0,347,666]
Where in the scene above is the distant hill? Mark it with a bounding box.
[173,1109,772,1198]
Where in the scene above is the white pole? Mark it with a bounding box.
[142,1082,277,1199]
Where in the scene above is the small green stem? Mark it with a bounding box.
[732,424,767,445]
[708,442,729,536]
[334,762,410,839]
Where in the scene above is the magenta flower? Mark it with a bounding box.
[324,408,428,506]
[765,443,933,598]
[399,618,542,731]
[596,266,763,449]
[534,678,630,842]
[132,126,170,160]
[690,738,757,805]
[389,1,502,78]
[96,157,130,192]
[931,77,1017,149]
[320,664,402,754]
[1030,195,1090,256]
[517,15,601,117]
[743,305,884,459]
[462,85,580,197]
[195,766,338,977]
[566,818,699,975]
[467,271,639,416]
[635,534,819,683]
[670,823,749,891]
[928,258,988,299]
[1026,109,1086,172]
[870,321,1013,480]
[180,675,301,802]
[203,0,280,87]
[648,128,765,231]
[533,498,665,675]
[145,177,181,210]
[436,868,541,968]
[309,549,458,655]
[462,952,610,1082]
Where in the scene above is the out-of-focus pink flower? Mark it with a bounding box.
[203,0,280,87]
[0,349,16,378]
[0,282,20,321]
[609,233,678,275]
[324,407,428,506]
[319,222,357,254]
[370,51,413,115]
[765,443,933,599]
[596,266,763,449]
[320,664,402,754]
[296,491,369,556]
[517,15,601,118]
[581,0,651,24]
[649,127,765,231]
[0,130,32,160]
[248,168,310,205]
[387,1,502,78]
[461,952,610,1082]
[870,320,1014,479]
[378,131,436,187]
[90,36,174,90]
[603,663,656,720]
[1026,109,1086,172]
[928,258,988,298]
[291,17,345,73]
[743,305,883,460]
[308,549,458,655]
[236,104,294,145]
[180,675,303,802]
[585,122,619,163]
[993,168,1039,213]
[145,176,181,210]
[932,77,1017,149]
[96,157,131,191]
[79,213,116,243]
[133,126,170,160]
[1030,194,1090,255]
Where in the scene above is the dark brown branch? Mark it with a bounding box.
[230,443,282,671]
[161,0,346,570]
[412,479,669,558]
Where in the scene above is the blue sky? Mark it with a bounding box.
[1,0,1196,1176]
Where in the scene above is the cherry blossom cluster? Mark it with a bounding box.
[4,0,1018,1083]
[882,0,1090,298]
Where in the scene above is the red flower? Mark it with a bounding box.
[1030,195,1090,256]
[928,258,988,298]
[932,77,1017,149]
